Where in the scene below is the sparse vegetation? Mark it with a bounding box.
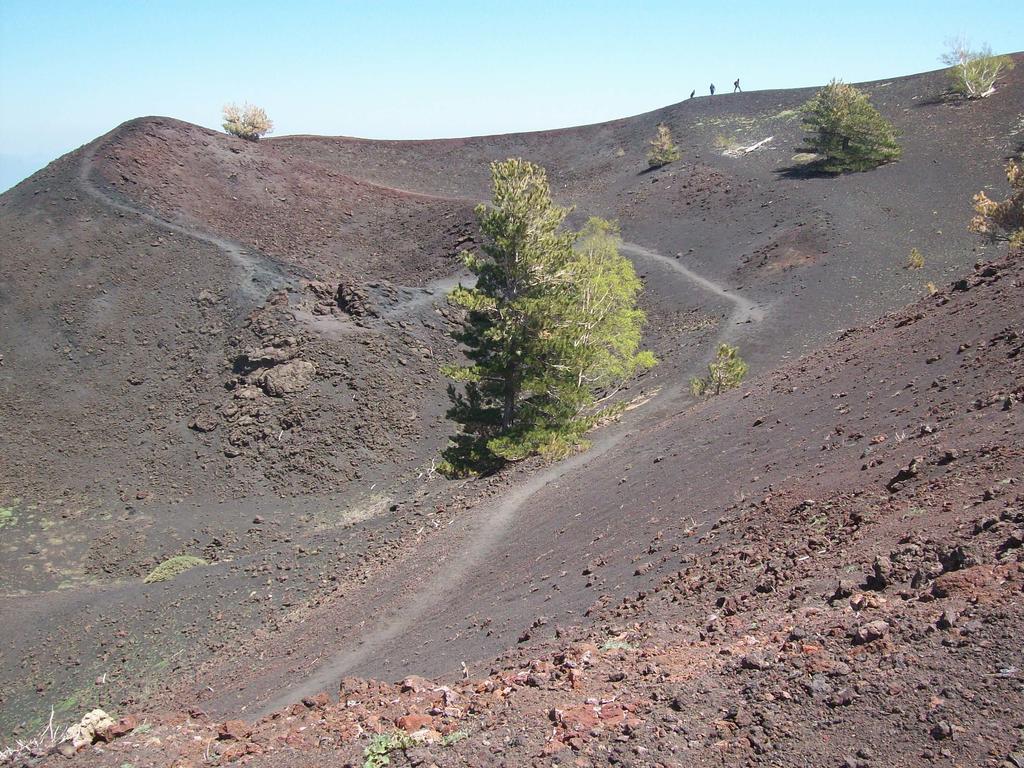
[441,160,655,474]
[363,731,416,768]
[799,80,901,173]
[690,343,748,397]
[713,134,741,152]
[441,730,469,746]
[926,281,938,295]
[941,38,1015,99]
[789,152,820,167]
[907,248,925,269]
[0,708,70,763]
[600,639,636,651]
[222,103,273,141]
[143,555,207,584]
[647,123,681,167]
[970,156,1024,254]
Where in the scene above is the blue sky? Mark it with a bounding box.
[1,0,1022,191]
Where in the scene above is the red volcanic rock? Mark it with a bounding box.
[217,719,252,741]
[395,713,434,732]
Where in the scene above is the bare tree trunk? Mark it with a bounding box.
[502,386,516,430]
[502,369,517,430]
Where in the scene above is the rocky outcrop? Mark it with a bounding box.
[258,359,316,396]
[307,279,375,317]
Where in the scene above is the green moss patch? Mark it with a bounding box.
[0,506,17,529]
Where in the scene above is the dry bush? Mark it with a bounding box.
[0,707,70,763]
[941,38,1015,99]
[971,157,1024,254]
[647,123,681,167]
[222,102,273,141]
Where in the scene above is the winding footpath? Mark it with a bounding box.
[618,241,765,328]
[78,145,463,326]
[78,141,766,713]
[253,238,767,714]
[78,148,289,303]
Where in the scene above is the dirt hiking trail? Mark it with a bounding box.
[76,134,770,718]
[78,147,290,303]
[252,236,767,715]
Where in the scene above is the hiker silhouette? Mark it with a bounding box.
[710,83,715,96]
[689,89,695,99]
[734,79,741,93]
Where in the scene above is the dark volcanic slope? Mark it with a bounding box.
[0,120,482,733]
[0,119,477,503]
[37,241,1024,768]
[277,59,1023,360]
[95,118,475,284]
[1,58,1022,761]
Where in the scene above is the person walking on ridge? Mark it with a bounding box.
[734,78,741,92]
[710,83,716,96]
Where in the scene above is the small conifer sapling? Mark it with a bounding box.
[647,123,681,168]
[690,343,748,397]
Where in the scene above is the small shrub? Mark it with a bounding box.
[970,156,1024,254]
[222,103,273,141]
[144,555,207,584]
[600,639,636,651]
[907,248,925,269]
[690,343,748,397]
[941,39,1015,99]
[926,282,938,295]
[647,123,681,167]
[0,707,71,764]
[363,731,416,768]
[799,80,901,173]
[441,730,469,747]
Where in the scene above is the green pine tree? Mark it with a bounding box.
[800,80,901,173]
[690,343,748,397]
[441,159,655,474]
